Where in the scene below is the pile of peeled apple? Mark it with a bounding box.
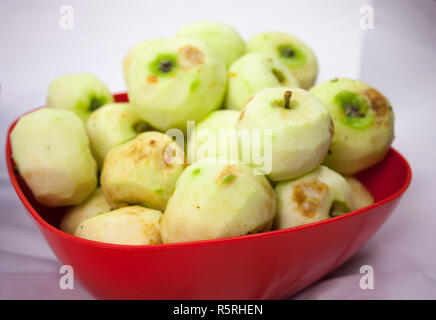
[11,21,394,245]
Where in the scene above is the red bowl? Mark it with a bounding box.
[5,93,412,299]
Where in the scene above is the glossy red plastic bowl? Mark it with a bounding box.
[5,93,412,299]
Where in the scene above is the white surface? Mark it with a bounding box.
[0,0,435,299]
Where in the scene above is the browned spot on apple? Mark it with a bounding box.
[215,165,237,185]
[292,180,329,218]
[146,75,158,84]
[364,88,389,117]
[140,222,160,244]
[375,118,389,126]
[124,144,151,163]
[329,118,335,136]
[245,95,254,105]
[178,45,205,70]
[149,139,156,146]
[238,96,254,121]
[239,107,247,121]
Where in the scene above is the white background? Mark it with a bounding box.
[0,0,435,299]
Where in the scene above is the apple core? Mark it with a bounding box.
[335,90,374,129]
[89,97,104,111]
[149,54,178,76]
[278,44,305,67]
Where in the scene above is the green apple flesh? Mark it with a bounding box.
[226,52,300,110]
[160,158,276,243]
[10,108,98,207]
[46,73,113,123]
[60,188,111,235]
[86,103,148,167]
[176,20,246,68]
[310,78,394,175]
[75,206,162,245]
[126,37,227,131]
[345,176,374,209]
[187,110,240,163]
[236,87,333,181]
[247,32,318,89]
[101,131,185,210]
[123,39,161,85]
[275,166,355,229]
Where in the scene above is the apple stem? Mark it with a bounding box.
[284,90,292,109]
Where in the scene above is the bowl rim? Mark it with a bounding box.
[5,103,412,251]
